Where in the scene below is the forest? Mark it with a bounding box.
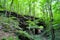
[0,0,60,40]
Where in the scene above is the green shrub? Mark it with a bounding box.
[16,30,33,40]
[2,36,19,40]
[0,16,20,32]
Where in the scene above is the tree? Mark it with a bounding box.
[29,0,31,16]
[48,0,55,40]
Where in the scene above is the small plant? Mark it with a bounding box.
[0,16,20,32]
[2,36,19,40]
[2,38,6,40]
[16,30,33,40]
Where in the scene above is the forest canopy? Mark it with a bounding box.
[0,0,60,28]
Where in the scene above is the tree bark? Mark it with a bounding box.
[49,0,55,40]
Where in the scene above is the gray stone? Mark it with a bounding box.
[0,26,2,29]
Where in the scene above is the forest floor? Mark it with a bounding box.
[32,30,60,40]
[0,30,16,40]
[55,30,60,40]
[32,34,48,40]
[0,29,60,40]
[33,35,43,40]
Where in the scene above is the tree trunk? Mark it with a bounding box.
[29,0,32,16]
[9,0,14,17]
[49,0,55,40]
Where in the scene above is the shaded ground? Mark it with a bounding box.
[0,11,60,40]
[0,30,16,40]
[32,30,60,40]
[55,30,60,40]
[32,35,48,40]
